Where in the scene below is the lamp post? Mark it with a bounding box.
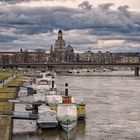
[2,79,4,87]
[2,71,5,87]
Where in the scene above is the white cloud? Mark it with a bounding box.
[0,1,140,52]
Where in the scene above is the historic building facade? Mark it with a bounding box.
[53,29,66,62]
[49,29,75,63]
[78,50,113,63]
[48,29,114,63]
[120,56,139,63]
[2,29,140,65]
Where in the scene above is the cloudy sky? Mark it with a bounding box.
[0,0,140,52]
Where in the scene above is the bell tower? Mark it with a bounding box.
[52,29,66,62]
[54,29,66,51]
[58,29,63,39]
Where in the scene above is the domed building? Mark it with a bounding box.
[64,44,74,62]
[49,29,75,63]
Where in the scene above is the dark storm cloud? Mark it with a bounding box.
[0,35,17,42]
[0,6,79,34]
[1,3,139,35]
[79,1,92,10]
[1,0,53,4]
[0,1,140,51]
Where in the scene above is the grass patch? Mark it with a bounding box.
[0,70,23,81]
[0,88,17,93]
[0,115,12,140]
[6,80,23,87]
[0,92,15,100]
[0,72,12,81]
[0,102,13,115]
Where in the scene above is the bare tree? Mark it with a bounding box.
[35,48,46,63]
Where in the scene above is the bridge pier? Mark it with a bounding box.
[134,67,139,76]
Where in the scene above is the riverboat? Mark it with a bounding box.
[57,83,77,132]
[37,104,58,128]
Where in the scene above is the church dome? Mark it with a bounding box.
[65,44,74,52]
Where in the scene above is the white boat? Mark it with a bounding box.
[65,69,94,76]
[57,104,77,132]
[37,104,58,128]
[31,72,57,94]
[32,76,51,93]
[102,68,111,72]
[33,93,46,102]
[18,87,28,97]
[46,95,63,104]
[46,95,75,104]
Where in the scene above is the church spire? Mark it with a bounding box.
[50,44,53,52]
[58,29,63,39]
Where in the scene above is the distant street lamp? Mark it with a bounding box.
[2,77,4,87]
[2,70,5,87]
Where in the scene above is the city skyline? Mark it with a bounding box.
[0,0,140,52]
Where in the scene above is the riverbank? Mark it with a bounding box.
[0,74,23,140]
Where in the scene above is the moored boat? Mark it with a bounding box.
[57,83,77,132]
[31,72,57,92]
[37,104,58,128]
[57,104,77,132]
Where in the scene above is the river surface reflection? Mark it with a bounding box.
[13,72,140,140]
[14,121,86,140]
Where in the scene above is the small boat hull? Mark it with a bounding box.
[57,104,78,132]
[60,120,77,132]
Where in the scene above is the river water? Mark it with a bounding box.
[13,71,140,140]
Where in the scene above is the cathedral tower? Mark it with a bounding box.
[49,29,74,63]
[54,29,66,51]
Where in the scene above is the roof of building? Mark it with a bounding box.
[65,45,74,52]
[0,52,18,54]
[0,51,49,55]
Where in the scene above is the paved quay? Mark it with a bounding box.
[0,75,23,140]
